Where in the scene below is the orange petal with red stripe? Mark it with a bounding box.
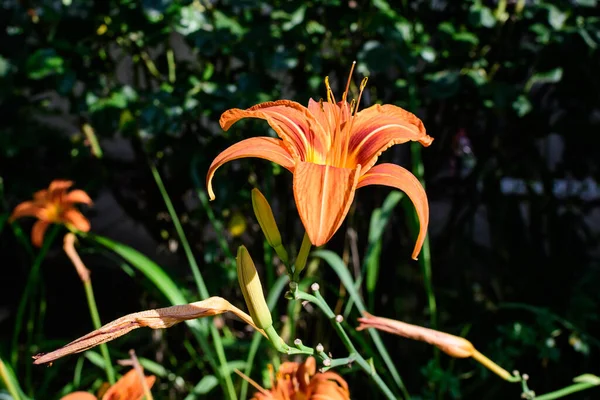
[220,100,328,162]
[349,104,433,173]
[293,161,360,246]
[357,163,428,260]
[207,137,295,200]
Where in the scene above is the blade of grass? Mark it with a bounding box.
[313,249,411,399]
[239,274,288,400]
[11,224,60,366]
[149,163,237,400]
[0,356,29,400]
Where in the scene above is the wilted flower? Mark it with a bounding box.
[10,180,92,247]
[208,64,433,259]
[357,312,515,381]
[247,357,350,400]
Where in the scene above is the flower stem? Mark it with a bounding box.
[534,382,599,400]
[295,287,398,400]
[83,280,116,384]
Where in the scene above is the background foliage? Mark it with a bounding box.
[1,0,600,399]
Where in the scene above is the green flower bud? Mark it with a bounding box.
[236,245,272,330]
[251,188,288,263]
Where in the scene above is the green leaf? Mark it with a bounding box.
[366,191,404,298]
[545,5,567,30]
[452,31,479,45]
[469,4,496,28]
[25,49,64,80]
[282,6,306,31]
[0,56,10,78]
[525,68,563,91]
[186,375,219,398]
[178,4,211,35]
[513,95,533,117]
[575,0,597,6]
[313,250,409,398]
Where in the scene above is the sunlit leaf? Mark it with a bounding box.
[25,49,64,80]
[525,68,563,91]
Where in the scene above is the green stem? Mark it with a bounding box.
[83,280,115,384]
[150,164,237,400]
[295,288,398,400]
[534,382,598,400]
[11,224,60,366]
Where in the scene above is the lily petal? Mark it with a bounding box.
[49,180,74,202]
[62,209,91,232]
[60,393,97,400]
[207,137,295,200]
[294,161,360,246]
[307,99,347,141]
[349,104,433,173]
[63,190,93,205]
[102,369,155,400]
[9,201,44,222]
[31,220,50,247]
[357,163,428,260]
[220,100,328,163]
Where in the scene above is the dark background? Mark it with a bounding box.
[1,0,599,399]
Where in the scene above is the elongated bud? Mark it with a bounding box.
[251,188,288,263]
[237,245,273,330]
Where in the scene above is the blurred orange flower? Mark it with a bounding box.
[208,65,433,259]
[60,369,155,400]
[9,180,92,247]
[248,357,350,400]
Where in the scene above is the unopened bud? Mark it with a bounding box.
[252,189,288,263]
[237,246,272,330]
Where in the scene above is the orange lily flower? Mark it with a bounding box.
[244,356,350,400]
[60,368,155,400]
[9,180,92,247]
[207,65,433,259]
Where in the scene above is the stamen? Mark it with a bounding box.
[319,98,324,112]
[325,76,336,104]
[341,76,369,166]
[354,77,369,115]
[342,61,357,103]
